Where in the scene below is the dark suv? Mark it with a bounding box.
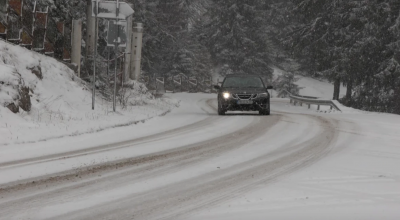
[214,75,273,115]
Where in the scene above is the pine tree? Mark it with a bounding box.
[273,71,300,97]
[282,0,400,113]
[130,0,212,79]
[201,0,272,77]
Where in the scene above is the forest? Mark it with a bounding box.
[4,0,399,114]
[132,0,400,114]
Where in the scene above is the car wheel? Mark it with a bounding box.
[259,108,270,115]
[218,101,226,115]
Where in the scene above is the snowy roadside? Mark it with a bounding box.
[177,67,400,220]
[271,66,373,114]
[0,99,179,146]
[271,98,368,115]
[0,40,179,146]
[272,67,347,99]
[182,99,400,220]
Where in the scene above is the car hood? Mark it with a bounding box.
[222,88,267,94]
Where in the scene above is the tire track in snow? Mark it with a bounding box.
[77,115,338,220]
[0,98,220,170]
[0,97,273,191]
[47,113,336,220]
[0,100,283,219]
[0,98,339,220]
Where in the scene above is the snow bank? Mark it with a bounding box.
[331,100,363,114]
[272,67,355,114]
[272,67,347,99]
[295,76,346,99]
[0,40,178,146]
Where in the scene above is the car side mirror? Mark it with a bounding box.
[214,85,221,90]
[266,86,273,90]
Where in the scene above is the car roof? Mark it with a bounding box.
[224,74,262,78]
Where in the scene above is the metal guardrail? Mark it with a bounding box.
[285,90,341,111]
[294,94,318,99]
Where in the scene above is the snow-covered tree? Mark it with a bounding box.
[201,0,272,77]
[129,0,212,79]
[273,71,300,97]
[281,0,400,113]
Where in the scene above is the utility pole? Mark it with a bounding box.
[113,0,119,112]
[86,0,96,59]
[107,47,110,79]
[92,0,98,110]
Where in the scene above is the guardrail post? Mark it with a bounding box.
[317,105,320,110]
[300,102,302,106]
[308,104,310,109]
[330,106,333,110]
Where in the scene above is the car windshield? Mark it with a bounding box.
[222,76,264,88]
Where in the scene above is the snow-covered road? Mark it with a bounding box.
[0,93,399,220]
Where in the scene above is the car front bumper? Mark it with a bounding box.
[220,97,270,111]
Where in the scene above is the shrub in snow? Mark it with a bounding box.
[273,71,300,97]
[119,80,154,109]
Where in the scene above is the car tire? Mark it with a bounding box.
[218,101,226,115]
[259,108,270,115]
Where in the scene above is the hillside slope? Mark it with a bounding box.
[0,41,177,146]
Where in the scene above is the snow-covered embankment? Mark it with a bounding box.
[0,40,178,146]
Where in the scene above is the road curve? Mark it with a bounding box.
[0,96,339,220]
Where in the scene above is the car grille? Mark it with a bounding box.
[236,94,256,99]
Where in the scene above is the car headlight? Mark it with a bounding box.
[257,93,269,98]
[223,92,231,99]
